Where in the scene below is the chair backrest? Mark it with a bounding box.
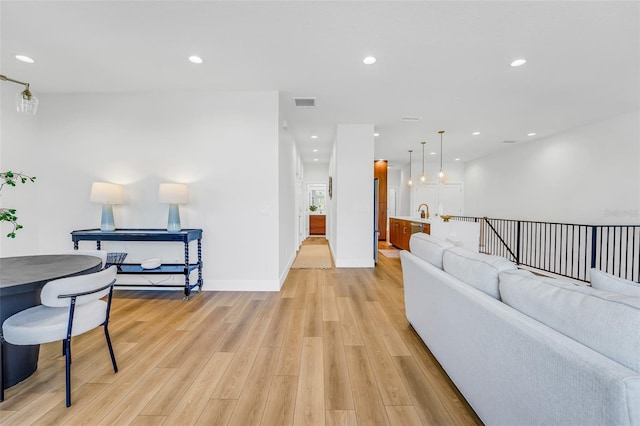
[40,266,117,307]
[64,250,108,269]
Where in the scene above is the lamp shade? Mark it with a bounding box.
[158,183,189,204]
[90,182,124,204]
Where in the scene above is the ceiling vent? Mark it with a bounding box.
[293,97,316,107]
[502,140,518,144]
[401,116,423,122]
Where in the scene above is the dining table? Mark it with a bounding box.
[0,254,102,392]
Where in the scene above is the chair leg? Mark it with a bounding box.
[64,339,72,407]
[104,325,118,373]
[1,337,5,402]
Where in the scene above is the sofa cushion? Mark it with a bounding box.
[500,269,640,372]
[409,233,453,269]
[590,268,640,297]
[442,247,516,299]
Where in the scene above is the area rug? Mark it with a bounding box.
[379,249,401,258]
[291,244,334,269]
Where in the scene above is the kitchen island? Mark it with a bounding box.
[388,216,430,251]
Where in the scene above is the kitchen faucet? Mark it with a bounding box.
[418,203,430,219]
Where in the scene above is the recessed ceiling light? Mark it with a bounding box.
[430,152,436,155]
[455,158,461,161]
[312,149,318,152]
[313,158,319,162]
[527,132,536,136]
[188,55,203,64]
[15,55,34,63]
[374,132,380,137]
[363,56,376,65]
[472,132,480,136]
[510,58,527,67]
[311,135,318,139]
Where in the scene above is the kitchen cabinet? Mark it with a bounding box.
[388,218,430,251]
[309,214,326,235]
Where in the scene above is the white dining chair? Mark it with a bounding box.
[2,266,119,407]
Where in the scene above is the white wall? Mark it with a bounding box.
[303,163,329,184]
[1,89,293,291]
[397,161,465,217]
[332,124,375,267]
[278,127,298,287]
[465,110,640,224]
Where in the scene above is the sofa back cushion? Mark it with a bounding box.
[590,268,640,297]
[500,269,640,372]
[442,247,516,299]
[409,233,453,269]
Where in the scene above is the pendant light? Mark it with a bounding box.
[0,74,39,115]
[438,130,445,181]
[420,141,426,183]
[408,150,413,187]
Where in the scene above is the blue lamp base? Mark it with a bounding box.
[100,204,116,232]
[167,204,181,232]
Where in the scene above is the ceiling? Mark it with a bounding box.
[1,1,638,167]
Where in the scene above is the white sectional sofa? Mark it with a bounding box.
[401,232,640,426]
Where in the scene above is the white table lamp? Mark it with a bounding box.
[159,183,189,232]
[90,182,124,232]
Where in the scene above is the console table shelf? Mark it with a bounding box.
[71,228,203,301]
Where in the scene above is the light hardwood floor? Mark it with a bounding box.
[0,240,482,425]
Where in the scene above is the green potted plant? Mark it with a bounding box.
[309,205,318,212]
[0,170,36,238]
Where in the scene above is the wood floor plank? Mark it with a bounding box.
[336,297,364,347]
[385,405,424,426]
[273,308,306,376]
[322,284,340,321]
[323,321,355,410]
[97,367,177,425]
[344,345,390,426]
[293,337,325,426]
[210,314,272,400]
[392,356,456,426]
[365,301,411,357]
[326,409,359,426]
[162,352,234,425]
[260,375,298,426]
[227,346,280,425]
[357,314,412,407]
[195,399,236,426]
[129,415,167,425]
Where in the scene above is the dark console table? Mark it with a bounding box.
[71,228,203,301]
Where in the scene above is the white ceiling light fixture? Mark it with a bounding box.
[311,135,318,139]
[510,58,527,67]
[313,158,319,162]
[0,74,39,115]
[188,55,203,64]
[438,130,445,182]
[374,132,380,137]
[312,149,318,152]
[472,131,481,136]
[15,55,34,63]
[420,141,426,183]
[528,132,537,136]
[408,150,413,187]
[363,56,376,65]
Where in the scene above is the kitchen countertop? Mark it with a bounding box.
[389,216,431,224]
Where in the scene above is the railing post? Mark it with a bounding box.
[590,226,597,270]
[516,221,521,265]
